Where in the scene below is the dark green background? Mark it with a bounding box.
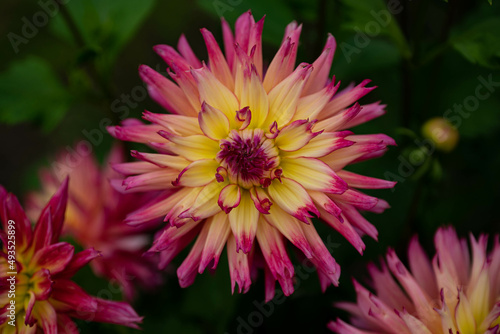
[1,0,499,333]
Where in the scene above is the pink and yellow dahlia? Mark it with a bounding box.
[108,11,395,300]
[330,227,500,334]
[26,144,162,300]
[0,181,142,333]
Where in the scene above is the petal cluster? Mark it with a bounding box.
[26,144,162,300]
[0,181,142,333]
[330,227,500,334]
[108,11,395,299]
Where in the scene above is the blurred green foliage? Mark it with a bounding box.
[1,0,500,333]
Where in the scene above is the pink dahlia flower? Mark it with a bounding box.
[26,144,162,300]
[329,227,500,334]
[0,181,142,332]
[108,11,395,300]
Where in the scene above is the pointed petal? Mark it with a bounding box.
[201,28,234,90]
[265,64,312,128]
[120,169,178,192]
[139,65,196,116]
[302,34,336,96]
[32,268,53,300]
[32,300,57,334]
[107,120,165,144]
[131,150,190,170]
[256,218,295,296]
[177,223,208,287]
[320,207,365,254]
[177,34,202,68]
[0,186,32,252]
[180,180,227,221]
[294,80,340,120]
[316,102,362,132]
[300,222,341,287]
[227,235,252,294]
[221,17,235,69]
[32,242,74,276]
[274,119,322,152]
[263,204,313,258]
[199,212,231,272]
[263,24,302,91]
[280,157,348,194]
[267,177,319,223]
[336,170,396,189]
[191,66,239,124]
[58,247,101,279]
[239,64,269,129]
[228,190,259,253]
[159,131,220,161]
[142,111,202,136]
[281,130,354,158]
[343,102,386,129]
[319,79,376,120]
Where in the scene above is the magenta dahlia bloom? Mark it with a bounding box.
[26,144,162,300]
[0,181,142,332]
[108,11,395,300]
[330,227,500,334]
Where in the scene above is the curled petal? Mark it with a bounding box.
[249,186,272,214]
[218,184,241,214]
[198,102,230,140]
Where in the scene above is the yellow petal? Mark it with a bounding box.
[161,132,220,161]
[198,102,230,140]
[173,159,219,187]
[228,190,259,253]
[267,177,319,223]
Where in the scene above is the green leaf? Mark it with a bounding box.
[0,56,71,131]
[339,0,411,59]
[50,0,156,67]
[451,18,500,68]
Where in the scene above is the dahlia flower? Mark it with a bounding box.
[108,11,395,300]
[0,181,142,332]
[329,227,500,334]
[26,144,162,300]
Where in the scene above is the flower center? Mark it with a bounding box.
[216,129,280,188]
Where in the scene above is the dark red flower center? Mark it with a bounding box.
[216,129,279,188]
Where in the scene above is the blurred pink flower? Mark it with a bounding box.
[108,11,395,300]
[27,144,162,300]
[0,181,142,332]
[330,227,500,334]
